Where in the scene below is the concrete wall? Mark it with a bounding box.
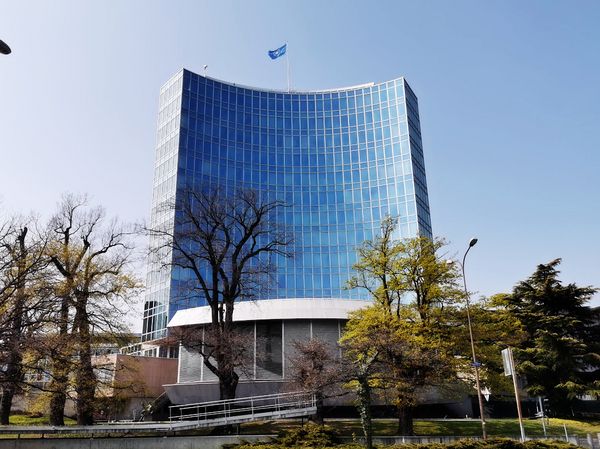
[165,379,288,404]
[2,435,593,449]
[95,354,178,398]
[0,435,270,449]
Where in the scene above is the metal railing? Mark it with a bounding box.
[169,391,316,424]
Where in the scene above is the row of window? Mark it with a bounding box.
[185,72,406,109]
[182,147,411,168]
[183,136,414,165]
[186,112,406,134]
[183,94,406,122]
[183,168,415,194]
[185,120,406,146]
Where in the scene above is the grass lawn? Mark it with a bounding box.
[240,418,600,438]
[4,415,598,440]
[7,415,77,426]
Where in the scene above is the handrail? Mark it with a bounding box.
[169,391,316,423]
[168,390,309,409]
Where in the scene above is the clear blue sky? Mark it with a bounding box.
[1,0,599,308]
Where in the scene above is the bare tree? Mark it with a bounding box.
[0,216,49,424]
[172,324,255,383]
[44,194,141,425]
[147,187,292,400]
[286,338,344,423]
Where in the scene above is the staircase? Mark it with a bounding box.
[169,391,317,427]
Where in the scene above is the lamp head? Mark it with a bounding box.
[469,238,478,248]
[0,40,11,55]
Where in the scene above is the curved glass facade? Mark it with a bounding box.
[142,69,431,341]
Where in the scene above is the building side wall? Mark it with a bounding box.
[95,354,178,398]
[143,71,185,341]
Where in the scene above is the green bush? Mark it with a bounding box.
[226,431,579,449]
[224,423,358,449]
[277,422,339,447]
[391,440,578,449]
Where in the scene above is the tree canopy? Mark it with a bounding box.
[344,217,464,436]
[148,186,292,401]
[498,258,599,416]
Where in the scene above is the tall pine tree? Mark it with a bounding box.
[502,259,599,416]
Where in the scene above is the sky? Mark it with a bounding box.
[1,0,599,321]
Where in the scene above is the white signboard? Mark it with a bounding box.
[501,348,513,376]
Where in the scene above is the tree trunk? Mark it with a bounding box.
[397,406,415,436]
[73,299,96,425]
[0,351,22,425]
[357,374,373,449]
[1,247,27,425]
[49,295,71,426]
[212,370,239,435]
[312,392,325,424]
[218,370,239,401]
[49,381,67,426]
[0,300,24,425]
[0,387,15,425]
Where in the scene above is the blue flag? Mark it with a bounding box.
[268,44,287,60]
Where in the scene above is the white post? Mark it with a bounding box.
[508,347,526,441]
[281,320,285,379]
[538,396,547,437]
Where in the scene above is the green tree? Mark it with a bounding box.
[339,306,383,449]
[499,259,599,416]
[45,195,140,425]
[349,217,464,322]
[448,297,525,396]
[0,218,49,425]
[346,217,463,434]
[342,304,454,436]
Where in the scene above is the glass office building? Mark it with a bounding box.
[142,69,432,342]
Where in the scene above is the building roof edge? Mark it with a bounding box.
[182,69,406,94]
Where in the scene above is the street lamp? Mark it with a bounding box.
[0,39,11,55]
[461,238,487,439]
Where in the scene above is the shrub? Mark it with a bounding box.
[227,434,579,449]
[390,440,578,449]
[224,423,350,449]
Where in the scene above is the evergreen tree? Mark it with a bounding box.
[501,259,599,416]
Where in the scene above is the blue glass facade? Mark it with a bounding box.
[142,69,432,341]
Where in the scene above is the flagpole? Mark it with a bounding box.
[286,42,290,93]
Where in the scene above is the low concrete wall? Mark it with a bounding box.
[1,434,594,449]
[0,435,271,449]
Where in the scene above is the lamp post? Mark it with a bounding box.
[0,39,11,55]
[461,238,487,439]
